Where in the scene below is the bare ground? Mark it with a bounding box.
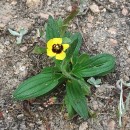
[0,0,130,130]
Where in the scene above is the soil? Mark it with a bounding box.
[0,0,130,130]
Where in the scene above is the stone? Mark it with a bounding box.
[122,8,128,16]
[38,106,44,111]
[47,0,52,5]
[19,65,26,72]
[108,120,116,130]
[126,58,130,64]
[40,125,46,130]
[123,75,129,81]
[90,3,100,13]
[87,14,94,23]
[108,28,117,35]
[37,120,42,125]
[127,46,130,52]
[109,38,118,46]
[20,46,28,52]
[4,41,10,45]
[66,6,72,12]
[92,101,99,110]
[12,18,35,31]
[26,0,41,8]
[17,114,24,119]
[29,123,34,128]
[79,122,88,130]
[102,8,106,12]
[109,0,115,3]
[0,23,6,28]
[0,44,4,54]
[87,23,93,28]
[11,0,17,5]
[38,13,49,19]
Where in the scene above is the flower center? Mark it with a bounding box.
[52,44,63,54]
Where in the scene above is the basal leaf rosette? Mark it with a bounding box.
[47,38,69,60]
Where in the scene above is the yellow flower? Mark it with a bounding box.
[47,38,69,60]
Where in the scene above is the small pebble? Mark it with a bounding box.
[90,3,100,13]
[37,120,42,125]
[29,123,34,128]
[20,46,27,52]
[87,14,94,23]
[0,44,4,54]
[109,0,115,3]
[39,13,49,19]
[0,23,5,28]
[38,106,44,111]
[17,114,24,119]
[108,28,117,35]
[26,0,41,8]
[87,23,93,28]
[108,120,116,130]
[79,122,88,130]
[122,8,128,16]
[126,58,130,64]
[123,75,129,81]
[66,6,72,12]
[47,0,51,5]
[0,49,3,54]
[92,101,99,110]
[102,8,106,12]
[11,0,17,5]
[4,41,10,45]
[127,46,130,52]
[19,65,26,72]
[109,38,118,46]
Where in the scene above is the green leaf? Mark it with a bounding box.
[13,72,63,100]
[8,28,28,44]
[87,77,101,88]
[65,95,75,118]
[16,36,23,44]
[46,16,60,41]
[41,66,60,73]
[72,54,115,78]
[64,39,78,62]
[60,39,78,70]
[54,60,62,71]
[62,37,72,44]
[78,53,90,64]
[65,39,78,61]
[77,79,91,96]
[32,45,46,54]
[71,53,89,66]
[66,80,89,119]
[8,28,20,36]
[70,32,82,56]
[57,17,63,27]
[70,33,83,65]
[19,28,28,36]
[64,31,72,38]
[56,17,63,35]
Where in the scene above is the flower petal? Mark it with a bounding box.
[63,44,69,51]
[55,52,66,60]
[53,38,62,44]
[47,49,56,57]
[47,39,54,49]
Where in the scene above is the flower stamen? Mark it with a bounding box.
[52,44,63,54]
